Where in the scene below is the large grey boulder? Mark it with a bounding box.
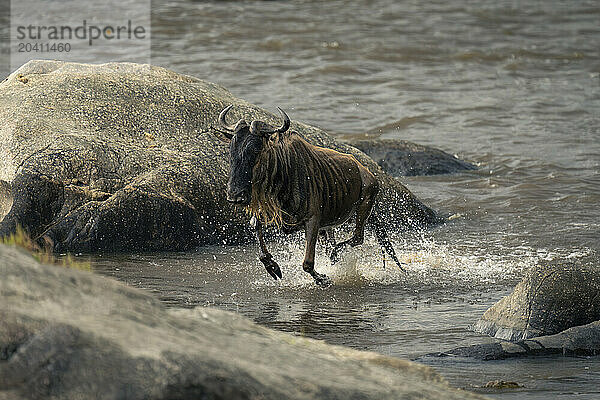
[345,138,476,177]
[428,320,600,361]
[0,60,442,252]
[0,244,487,400]
[473,260,600,342]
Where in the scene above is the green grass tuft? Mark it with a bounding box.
[1,225,91,271]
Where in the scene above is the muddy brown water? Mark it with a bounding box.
[6,0,599,397]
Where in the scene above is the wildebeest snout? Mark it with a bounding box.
[227,189,250,205]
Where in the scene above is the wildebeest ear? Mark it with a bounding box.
[210,126,233,143]
[233,120,248,131]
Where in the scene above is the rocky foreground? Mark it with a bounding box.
[0,60,449,253]
[0,244,487,400]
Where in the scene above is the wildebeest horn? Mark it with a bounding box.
[261,107,290,136]
[218,105,237,131]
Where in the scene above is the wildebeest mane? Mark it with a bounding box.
[248,131,357,229]
[248,131,318,227]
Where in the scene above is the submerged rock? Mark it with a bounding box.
[345,138,476,177]
[428,320,600,360]
[0,244,487,400]
[473,260,600,341]
[0,60,442,252]
[483,381,521,389]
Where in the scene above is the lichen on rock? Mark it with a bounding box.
[0,60,442,252]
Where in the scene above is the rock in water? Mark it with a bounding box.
[0,60,442,252]
[346,138,476,176]
[426,320,600,360]
[473,259,600,341]
[0,244,488,400]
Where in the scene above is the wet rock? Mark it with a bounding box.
[0,244,488,400]
[473,260,600,341]
[0,60,442,252]
[428,319,600,360]
[344,138,476,177]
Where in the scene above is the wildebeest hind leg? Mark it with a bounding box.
[319,228,336,254]
[369,211,407,272]
[255,219,282,280]
[330,189,375,264]
[304,217,331,286]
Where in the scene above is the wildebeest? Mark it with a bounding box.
[212,105,405,285]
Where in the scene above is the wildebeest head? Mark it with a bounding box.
[213,105,290,206]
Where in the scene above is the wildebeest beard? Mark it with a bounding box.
[247,132,294,227]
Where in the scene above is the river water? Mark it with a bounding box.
[21,0,600,397]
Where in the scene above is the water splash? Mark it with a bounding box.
[248,231,596,294]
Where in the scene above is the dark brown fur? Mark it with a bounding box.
[248,131,375,231]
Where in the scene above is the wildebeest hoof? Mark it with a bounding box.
[330,251,340,265]
[314,273,332,287]
[266,264,282,280]
[260,254,282,280]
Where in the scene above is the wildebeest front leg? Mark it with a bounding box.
[304,217,332,286]
[255,219,282,280]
